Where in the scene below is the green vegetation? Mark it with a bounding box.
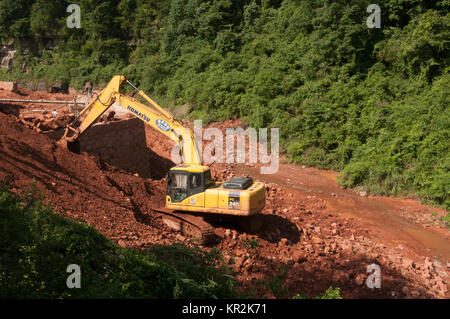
[0,0,448,209]
[264,265,290,298]
[292,287,342,299]
[439,213,450,228]
[0,183,236,298]
[242,238,259,249]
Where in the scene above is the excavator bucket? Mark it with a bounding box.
[57,125,81,153]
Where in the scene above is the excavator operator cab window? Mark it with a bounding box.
[190,173,202,189]
[167,172,189,203]
[167,170,208,203]
[169,173,188,189]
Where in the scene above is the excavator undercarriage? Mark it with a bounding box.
[156,208,264,244]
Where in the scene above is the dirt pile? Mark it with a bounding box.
[0,110,176,248]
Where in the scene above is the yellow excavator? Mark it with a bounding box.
[59,75,265,242]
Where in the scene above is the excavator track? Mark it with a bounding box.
[155,208,216,244]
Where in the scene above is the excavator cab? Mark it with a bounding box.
[166,164,265,216]
[166,165,213,203]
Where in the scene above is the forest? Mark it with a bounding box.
[0,0,448,209]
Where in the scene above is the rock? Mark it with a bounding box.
[280,238,288,245]
[234,256,246,269]
[225,229,231,237]
[48,80,68,93]
[421,269,431,279]
[305,244,314,254]
[282,208,289,213]
[235,249,245,257]
[410,290,420,297]
[402,258,413,268]
[285,258,294,266]
[176,234,185,241]
[35,80,48,91]
[263,292,276,299]
[355,275,365,286]
[292,250,306,262]
[434,277,448,294]
[304,264,313,273]
[359,191,367,197]
[424,257,433,270]
[314,227,321,233]
[0,81,18,92]
[401,286,410,295]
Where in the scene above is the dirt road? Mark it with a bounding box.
[235,163,450,261]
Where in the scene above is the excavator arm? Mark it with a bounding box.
[61,75,201,165]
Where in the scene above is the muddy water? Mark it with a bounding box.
[235,163,450,261]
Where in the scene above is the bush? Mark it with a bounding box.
[292,286,342,299]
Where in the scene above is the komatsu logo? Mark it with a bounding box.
[156,119,170,132]
[127,105,150,123]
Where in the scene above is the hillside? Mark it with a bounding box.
[0,0,448,209]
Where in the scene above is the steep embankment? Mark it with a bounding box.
[0,110,172,248]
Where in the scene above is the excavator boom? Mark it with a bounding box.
[60,75,201,165]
